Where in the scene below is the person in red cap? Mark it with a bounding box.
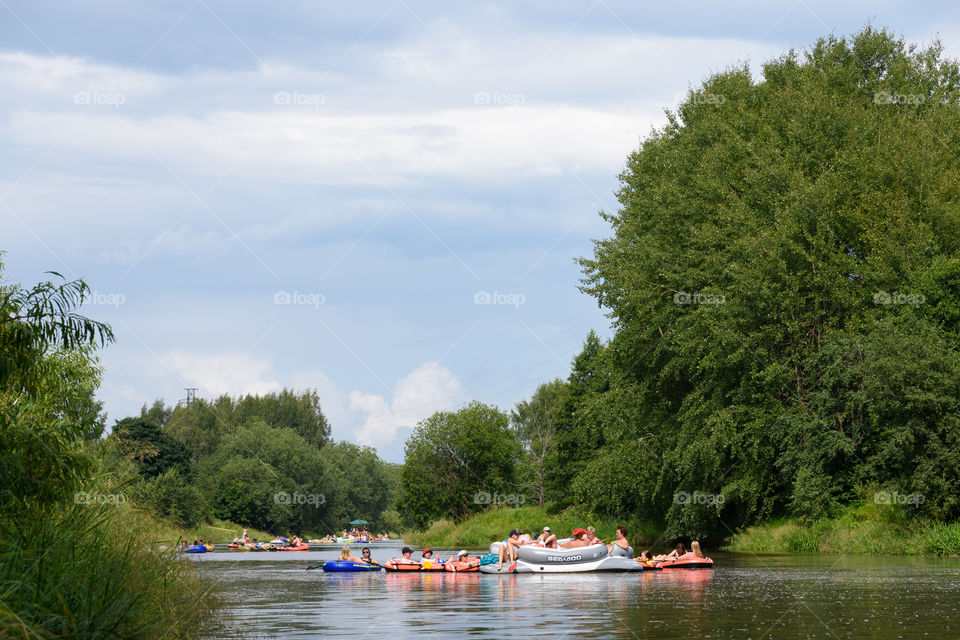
[560,528,590,549]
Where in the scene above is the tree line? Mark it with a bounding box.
[114,391,400,534]
[397,27,960,541]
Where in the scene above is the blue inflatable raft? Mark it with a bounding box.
[322,560,381,572]
[182,544,208,554]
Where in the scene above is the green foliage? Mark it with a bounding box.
[0,349,105,509]
[398,401,521,529]
[133,469,209,528]
[207,456,294,533]
[511,378,568,506]
[112,417,192,478]
[0,262,113,395]
[573,26,960,539]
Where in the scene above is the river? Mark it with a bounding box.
[192,544,960,638]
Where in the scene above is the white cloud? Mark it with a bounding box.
[160,350,283,397]
[350,361,463,450]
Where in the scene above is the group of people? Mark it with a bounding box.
[334,527,706,569]
[495,525,706,569]
[230,528,303,549]
[638,541,706,564]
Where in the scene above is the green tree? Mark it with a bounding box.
[397,402,521,528]
[112,417,192,478]
[511,378,568,506]
[578,26,960,537]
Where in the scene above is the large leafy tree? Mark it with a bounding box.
[397,402,521,528]
[579,26,960,537]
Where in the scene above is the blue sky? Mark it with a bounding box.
[3,1,958,462]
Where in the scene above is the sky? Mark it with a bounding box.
[3,1,959,462]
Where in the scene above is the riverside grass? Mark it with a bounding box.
[404,504,661,550]
[725,501,960,556]
[0,502,224,640]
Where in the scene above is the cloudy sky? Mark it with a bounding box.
[3,1,958,462]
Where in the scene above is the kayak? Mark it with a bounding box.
[277,544,310,552]
[182,544,207,554]
[658,557,714,569]
[322,561,382,572]
[444,560,480,572]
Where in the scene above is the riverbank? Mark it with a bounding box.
[404,504,660,549]
[725,502,960,555]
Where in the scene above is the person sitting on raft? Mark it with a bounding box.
[584,526,597,545]
[338,545,368,563]
[653,543,687,561]
[392,547,420,565]
[607,525,634,558]
[359,547,376,564]
[536,526,558,548]
[453,550,480,568]
[420,548,439,564]
[560,528,591,549]
[677,540,705,560]
[496,529,530,569]
[290,534,302,547]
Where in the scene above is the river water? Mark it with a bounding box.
[192,544,960,638]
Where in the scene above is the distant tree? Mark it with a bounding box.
[397,402,521,528]
[140,399,173,428]
[511,378,568,507]
[112,417,191,478]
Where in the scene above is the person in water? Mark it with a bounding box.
[636,549,653,564]
[607,525,634,558]
[560,528,591,549]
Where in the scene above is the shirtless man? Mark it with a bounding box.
[560,528,591,549]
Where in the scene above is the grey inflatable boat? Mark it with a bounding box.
[479,541,655,573]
